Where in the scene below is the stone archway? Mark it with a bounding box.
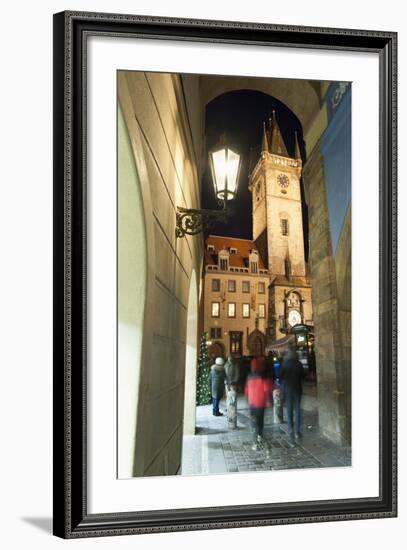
[186,75,351,448]
[117,104,149,479]
[199,75,323,134]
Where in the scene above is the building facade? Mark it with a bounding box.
[203,236,270,358]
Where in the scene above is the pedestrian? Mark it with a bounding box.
[272,378,284,424]
[273,356,281,382]
[245,356,273,450]
[209,357,226,416]
[280,344,305,445]
[224,355,239,429]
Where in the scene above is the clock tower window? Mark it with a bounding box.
[281,219,289,236]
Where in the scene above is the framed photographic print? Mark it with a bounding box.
[53,11,397,538]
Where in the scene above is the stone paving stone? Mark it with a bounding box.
[183,391,351,475]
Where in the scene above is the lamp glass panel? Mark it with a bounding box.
[211,147,240,201]
[226,149,240,197]
[211,148,227,198]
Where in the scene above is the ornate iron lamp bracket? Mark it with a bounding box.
[176,206,228,238]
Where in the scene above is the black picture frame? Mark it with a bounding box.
[53,10,397,539]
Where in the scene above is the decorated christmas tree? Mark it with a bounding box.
[196,332,212,406]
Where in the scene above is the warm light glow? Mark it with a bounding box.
[210,147,240,201]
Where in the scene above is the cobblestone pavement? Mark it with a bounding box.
[181,386,351,476]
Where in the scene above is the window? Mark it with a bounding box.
[258,282,265,294]
[230,247,237,255]
[218,249,230,271]
[219,258,229,271]
[207,244,215,252]
[242,280,250,293]
[281,218,289,236]
[249,251,259,274]
[250,261,258,274]
[228,303,236,318]
[259,304,266,318]
[242,303,250,318]
[210,327,222,339]
[211,279,220,292]
[228,280,236,292]
[211,302,220,318]
[230,332,242,354]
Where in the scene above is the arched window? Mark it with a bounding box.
[281,218,289,236]
[249,250,259,274]
[218,248,229,271]
[279,211,290,236]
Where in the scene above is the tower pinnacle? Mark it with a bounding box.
[261,122,269,153]
[294,130,301,160]
[270,110,289,157]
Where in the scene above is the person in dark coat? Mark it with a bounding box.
[209,357,226,416]
[224,355,239,390]
[245,357,273,450]
[281,344,305,444]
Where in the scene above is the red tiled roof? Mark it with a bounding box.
[205,235,266,269]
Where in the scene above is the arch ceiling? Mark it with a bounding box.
[199,75,325,133]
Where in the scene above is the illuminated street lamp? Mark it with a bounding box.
[176,139,241,238]
[209,145,240,203]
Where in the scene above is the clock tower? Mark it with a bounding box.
[249,112,313,342]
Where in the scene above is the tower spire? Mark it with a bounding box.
[261,121,269,153]
[294,130,301,160]
[267,116,273,152]
[270,110,289,157]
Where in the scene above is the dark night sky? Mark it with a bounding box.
[201,90,308,256]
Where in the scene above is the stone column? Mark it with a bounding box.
[303,145,351,445]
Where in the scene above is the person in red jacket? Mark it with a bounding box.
[245,357,273,450]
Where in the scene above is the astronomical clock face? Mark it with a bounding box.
[277,173,290,189]
[288,309,301,327]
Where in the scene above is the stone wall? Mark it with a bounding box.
[118,71,203,477]
[303,147,351,445]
